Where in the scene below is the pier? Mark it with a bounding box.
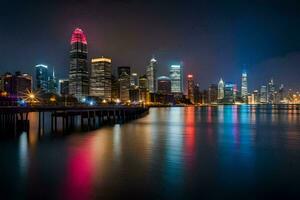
[0,105,149,136]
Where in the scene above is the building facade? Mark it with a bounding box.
[59,79,69,96]
[35,64,48,92]
[208,84,218,104]
[119,71,130,102]
[170,65,183,94]
[146,58,157,93]
[241,72,248,102]
[89,57,112,100]
[218,78,224,100]
[187,74,195,103]
[157,76,171,95]
[69,28,89,99]
[260,85,267,103]
[2,72,32,97]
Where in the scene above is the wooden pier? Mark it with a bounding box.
[0,105,149,136]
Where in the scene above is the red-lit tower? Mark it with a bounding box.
[187,74,195,104]
[69,28,89,99]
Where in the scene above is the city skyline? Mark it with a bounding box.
[1,1,300,91]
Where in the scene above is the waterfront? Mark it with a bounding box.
[1,106,300,199]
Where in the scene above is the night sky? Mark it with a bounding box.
[1,0,300,91]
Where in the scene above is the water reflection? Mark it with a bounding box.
[1,106,300,199]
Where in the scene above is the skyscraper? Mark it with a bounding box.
[48,68,58,94]
[157,76,171,95]
[89,57,112,100]
[218,78,224,100]
[241,72,248,102]
[69,28,89,99]
[268,78,275,104]
[260,85,267,103]
[187,74,195,103]
[35,64,48,92]
[59,79,69,96]
[208,84,218,104]
[170,65,183,94]
[146,57,157,93]
[224,83,235,104]
[119,71,130,102]
[130,73,138,86]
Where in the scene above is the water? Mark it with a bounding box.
[1,106,300,199]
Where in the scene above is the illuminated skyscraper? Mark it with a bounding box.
[59,79,69,96]
[208,84,218,104]
[35,64,48,92]
[187,74,195,103]
[146,57,157,93]
[224,83,235,103]
[48,68,58,94]
[119,71,130,102]
[117,66,131,79]
[69,28,89,99]
[218,78,224,100]
[268,78,275,104]
[130,73,138,86]
[89,57,112,100]
[170,65,183,94]
[241,72,248,102]
[260,85,267,103]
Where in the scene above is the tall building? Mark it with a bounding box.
[170,65,183,94]
[2,72,32,97]
[268,78,275,104]
[194,84,200,104]
[130,73,138,86]
[139,75,148,89]
[111,75,120,101]
[146,57,157,93]
[208,84,218,104]
[48,68,58,94]
[241,72,248,102]
[224,83,235,103]
[117,66,131,79]
[89,57,112,100]
[157,76,171,95]
[139,75,149,103]
[218,78,224,100]
[59,79,69,96]
[35,64,48,92]
[119,72,130,102]
[187,74,195,103]
[69,28,89,99]
[260,85,267,103]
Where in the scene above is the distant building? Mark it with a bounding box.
[146,57,157,93]
[267,78,275,104]
[260,85,267,103]
[139,75,148,89]
[157,76,171,95]
[278,84,285,103]
[194,84,200,104]
[129,85,140,102]
[35,64,48,92]
[117,66,131,79]
[208,84,218,104]
[89,57,112,100]
[170,65,183,94]
[69,28,89,99]
[252,90,259,104]
[48,68,58,94]
[224,83,235,103]
[111,75,120,101]
[218,78,224,101]
[241,72,248,102]
[187,74,195,103]
[130,73,138,86]
[2,72,32,97]
[59,79,69,96]
[119,71,130,102]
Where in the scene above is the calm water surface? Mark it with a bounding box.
[1,106,300,199]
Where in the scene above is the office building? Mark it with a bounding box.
[157,76,171,95]
[218,78,224,100]
[187,74,195,103]
[59,79,69,96]
[170,65,183,94]
[208,84,218,104]
[224,83,235,103]
[130,73,138,86]
[146,57,157,93]
[119,71,130,102]
[69,28,89,99]
[260,85,267,103]
[117,66,131,79]
[241,72,248,102]
[268,79,275,104]
[35,64,48,92]
[89,57,112,100]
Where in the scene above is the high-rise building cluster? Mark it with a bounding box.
[0,27,299,105]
